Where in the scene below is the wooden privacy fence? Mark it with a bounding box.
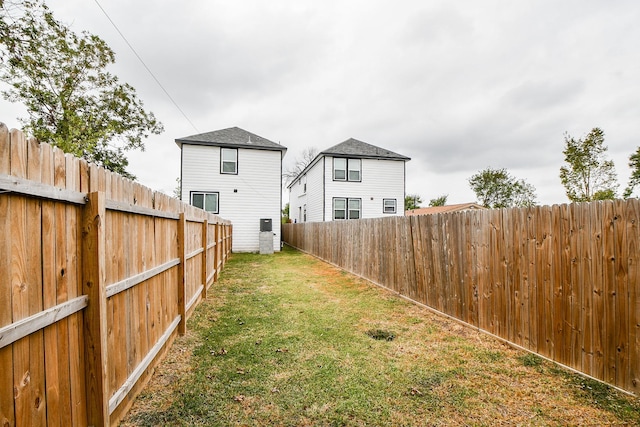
[283,200,640,395]
[0,124,232,427]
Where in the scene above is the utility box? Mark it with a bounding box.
[260,218,272,232]
[259,218,274,254]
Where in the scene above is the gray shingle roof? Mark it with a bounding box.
[175,127,287,152]
[321,138,410,160]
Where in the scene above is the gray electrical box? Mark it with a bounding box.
[260,218,272,232]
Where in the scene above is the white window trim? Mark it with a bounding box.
[383,198,397,214]
[190,191,220,214]
[333,197,361,220]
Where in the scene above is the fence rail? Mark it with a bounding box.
[283,200,639,396]
[0,124,232,427]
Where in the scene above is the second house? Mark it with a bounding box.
[288,138,410,222]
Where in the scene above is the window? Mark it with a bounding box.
[348,159,361,181]
[221,148,237,174]
[333,158,361,182]
[383,198,397,214]
[191,191,219,213]
[303,204,307,222]
[348,198,361,219]
[333,158,347,181]
[333,197,361,220]
[333,198,346,219]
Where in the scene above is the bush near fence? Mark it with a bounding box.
[282,200,639,396]
[0,124,232,427]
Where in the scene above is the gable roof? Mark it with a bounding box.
[406,202,486,216]
[321,138,410,161]
[175,127,287,152]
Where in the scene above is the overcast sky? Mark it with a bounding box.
[1,0,639,206]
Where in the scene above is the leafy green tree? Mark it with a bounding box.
[468,167,537,208]
[281,203,290,223]
[624,147,640,198]
[405,194,423,211]
[0,0,163,179]
[559,128,618,202]
[429,194,448,207]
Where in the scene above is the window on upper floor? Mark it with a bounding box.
[333,197,361,220]
[348,158,361,181]
[191,191,219,213]
[221,148,238,174]
[333,158,361,182]
[383,198,397,214]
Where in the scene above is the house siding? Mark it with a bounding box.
[289,157,326,223]
[324,157,405,220]
[181,144,282,252]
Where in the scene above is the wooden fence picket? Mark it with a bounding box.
[283,197,640,396]
[0,124,232,426]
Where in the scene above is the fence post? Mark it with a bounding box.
[177,213,187,335]
[213,223,220,282]
[202,219,208,298]
[82,191,109,427]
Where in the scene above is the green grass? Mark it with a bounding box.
[122,246,640,426]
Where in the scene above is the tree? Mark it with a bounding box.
[429,194,448,207]
[624,146,640,198]
[405,194,422,211]
[559,128,618,202]
[468,167,537,208]
[173,177,181,199]
[0,0,163,179]
[283,147,318,185]
[281,203,290,223]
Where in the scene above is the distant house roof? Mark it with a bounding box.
[175,127,287,152]
[287,138,410,188]
[321,138,411,161]
[406,202,486,216]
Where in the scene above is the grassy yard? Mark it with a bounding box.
[121,246,640,426]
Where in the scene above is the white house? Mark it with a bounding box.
[176,127,287,252]
[288,138,410,222]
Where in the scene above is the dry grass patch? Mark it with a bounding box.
[121,246,640,426]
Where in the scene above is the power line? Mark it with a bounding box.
[93,0,200,134]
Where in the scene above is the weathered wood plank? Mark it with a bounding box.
[591,201,605,381]
[106,259,180,298]
[580,203,594,375]
[52,147,73,427]
[108,316,180,415]
[0,297,88,349]
[82,191,109,426]
[177,213,187,335]
[613,199,629,390]
[552,204,564,363]
[10,127,33,427]
[0,173,86,205]
[602,201,617,384]
[626,198,640,394]
[0,123,15,427]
